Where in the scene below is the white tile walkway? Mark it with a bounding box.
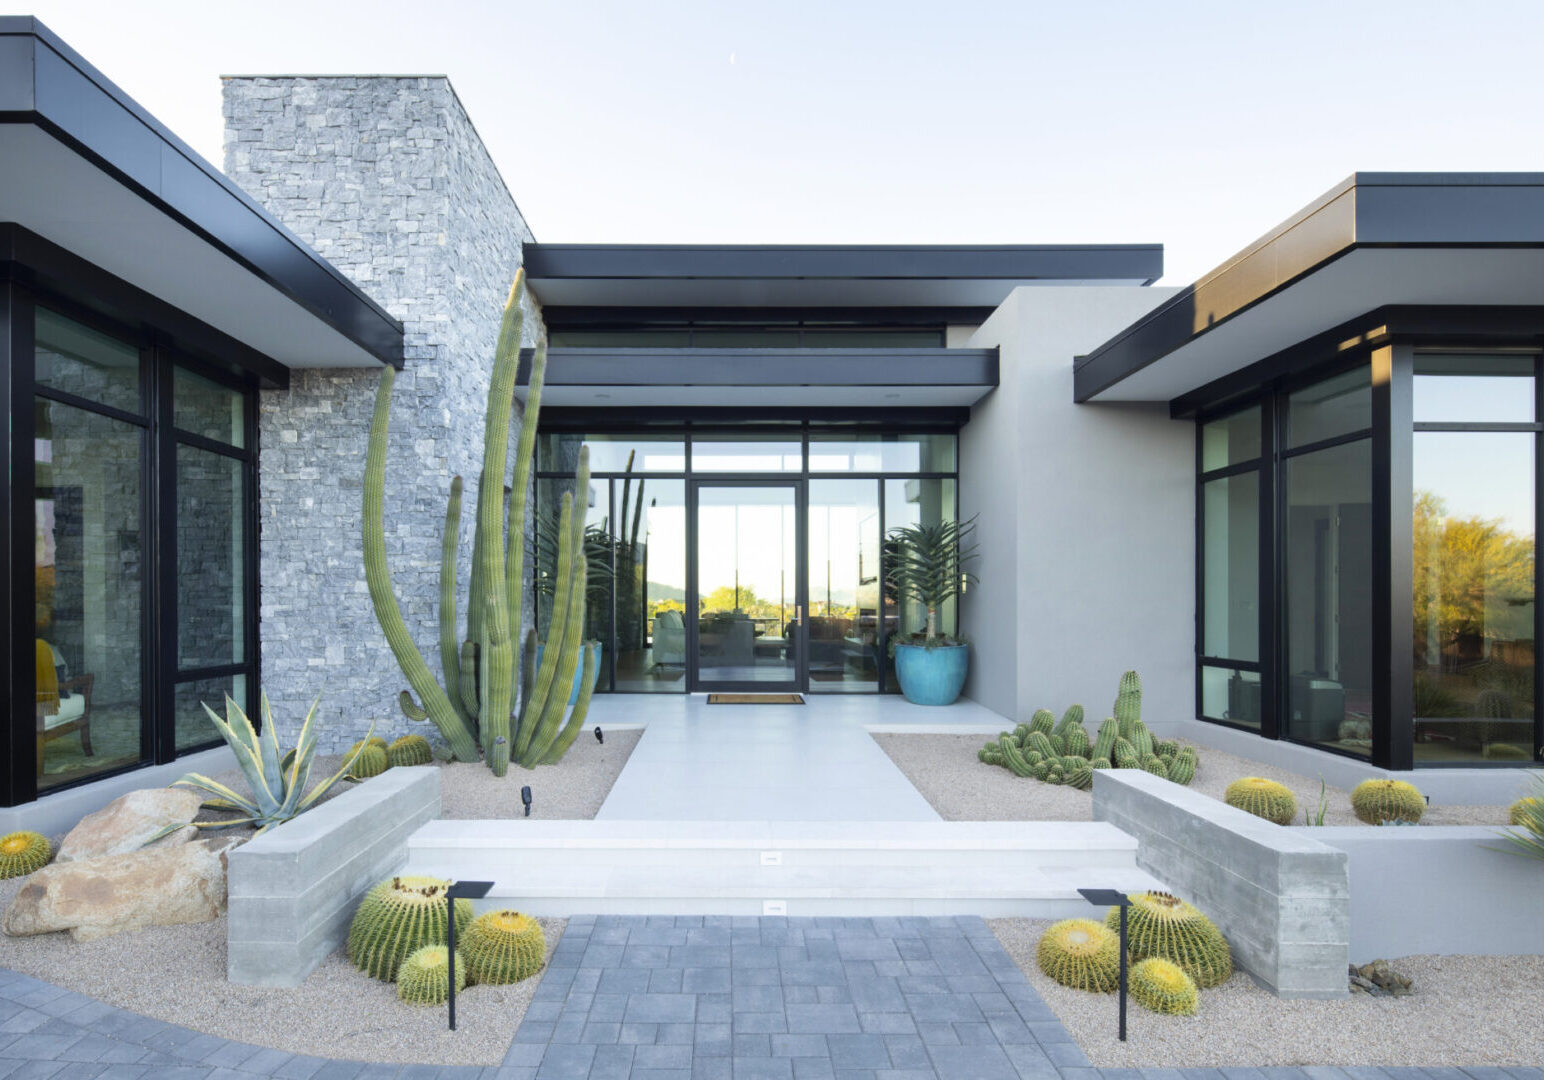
[590,694,1009,822]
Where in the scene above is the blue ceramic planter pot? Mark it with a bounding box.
[533,641,603,706]
[892,643,969,706]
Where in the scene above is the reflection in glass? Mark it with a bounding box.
[1200,406,1261,471]
[883,478,956,690]
[538,434,685,474]
[1287,366,1370,448]
[1201,665,1261,728]
[613,480,686,692]
[1412,432,1535,762]
[535,476,613,694]
[1202,472,1259,661]
[1284,439,1373,756]
[35,308,142,415]
[695,486,798,685]
[1413,355,1534,424]
[175,366,245,447]
[692,436,802,473]
[175,675,247,752]
[808,434,956,473]
[178,447,246,669]
[808,480,880,691]
[34,397,145,788]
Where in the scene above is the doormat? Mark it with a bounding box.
[707,693,805,705]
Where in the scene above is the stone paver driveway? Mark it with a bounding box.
[2,917,1541,1080]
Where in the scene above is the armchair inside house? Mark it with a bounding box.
[652,610,686,667]
[34,640,94,775]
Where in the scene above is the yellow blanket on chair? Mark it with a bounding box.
[35,640,59,715]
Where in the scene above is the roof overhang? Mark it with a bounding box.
[1075,174,1544,404]
[0,18,403,376]
[518,346,999,408]
[524,244,1162,311]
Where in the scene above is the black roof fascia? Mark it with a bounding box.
[1073,173,1544,403]
[1170,304,1544,420]
[524,244,1163,285]
[538,406,971,428]
[1,224,290,390]
[542,305,996,329]
[0,17,403,369]
[517,346,999,389]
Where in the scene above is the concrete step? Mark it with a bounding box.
[403,819,1167,917]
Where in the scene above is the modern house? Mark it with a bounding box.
[3,16,1540,827]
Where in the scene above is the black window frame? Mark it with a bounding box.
[533,421,961,696]
[4,277,261,807]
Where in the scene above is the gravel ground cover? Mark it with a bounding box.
[990,917,1544,1067]
[873,732,1512,825]
[0,727,641,1065]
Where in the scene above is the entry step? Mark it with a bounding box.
[403,819,1167,917]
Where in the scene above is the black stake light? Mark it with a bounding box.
[521,785,532,817]
[445,880,493,1031]
[1077,888,1132,1041]
[594,726,604,744]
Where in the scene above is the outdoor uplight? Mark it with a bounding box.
[445,880,493,1031]
[521,785,532,817]
[594,726,603,744]
[1077,887,1132,1041]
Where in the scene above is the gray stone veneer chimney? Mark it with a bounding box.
[222,75,535,751]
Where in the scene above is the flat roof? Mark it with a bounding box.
[524,243,1163,310]
[0,17,403,373]
[1075,173,1544,403]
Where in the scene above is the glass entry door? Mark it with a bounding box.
[689,482,805,691]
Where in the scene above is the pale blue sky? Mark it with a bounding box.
[16,0,1544,282]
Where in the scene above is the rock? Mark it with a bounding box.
[1349,960,1414,997]
[3,838,236,942]
[56,788,204,863]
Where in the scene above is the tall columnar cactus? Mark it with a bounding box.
[1114,670,1142,736]
[1029,709,1055,736]
[1093,718,1118,762]
[363,270,598,773]
[1053,705,1084,736]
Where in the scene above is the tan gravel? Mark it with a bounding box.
[873,733,1510,825]
[0,731,640,1066]
[990,917,1544,1066]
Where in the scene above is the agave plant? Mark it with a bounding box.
[1494,769,1544,862]
[157,693,368,838]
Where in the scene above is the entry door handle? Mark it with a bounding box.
[795,605,803,626]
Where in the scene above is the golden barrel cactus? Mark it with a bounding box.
[0,832,51,879]
[350,745,390,779]
[1351,779,1424,824]
[1130,957,1198,1015]
[1110,891,1232,989]
[388,734,434,768]
[1223,777,1297,825]
[348,876,472,981]
[1036,918,1120,992]
[463,909,547,984]
[396,944,466,1005]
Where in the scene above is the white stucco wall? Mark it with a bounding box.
[960,285,1192,731]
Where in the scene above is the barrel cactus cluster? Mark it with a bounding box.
[1223,777,1298,825]
[978,671,1199,789]
[0,831,52,880]
[1350,779,1425,825]
[348,875,547,1006]
[1034,889,1230,1016]
[342,733,435,780]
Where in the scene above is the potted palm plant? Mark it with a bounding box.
[885,516,978,705]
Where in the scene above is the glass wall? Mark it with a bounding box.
[536,427,958,693]
[1411,356,1536,762]
[23,305,257,799]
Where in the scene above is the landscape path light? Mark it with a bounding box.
[1077,887,1132,1041]
[444,880,494,1031]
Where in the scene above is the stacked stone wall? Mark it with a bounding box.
[223,76,535,752]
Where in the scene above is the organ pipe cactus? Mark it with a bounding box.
[363,270,597,773]
[1114,670,1142,735]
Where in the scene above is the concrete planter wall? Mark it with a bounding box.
[226,766,441,987]
[1092,769,1350,999]
[1302,825,1543,962]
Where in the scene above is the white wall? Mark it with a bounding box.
[960,286,1191,729]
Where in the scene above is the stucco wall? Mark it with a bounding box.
[960,286,1192,730]
[223,76,536,751]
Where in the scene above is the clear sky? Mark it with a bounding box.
[15,0,1544,283]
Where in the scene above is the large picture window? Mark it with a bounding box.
[9,297,258,804]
